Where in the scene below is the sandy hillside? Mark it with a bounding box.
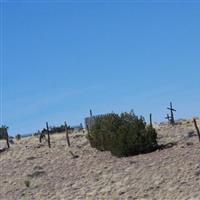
[0,118,200,200]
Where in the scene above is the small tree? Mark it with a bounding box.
[0,125,10,148]
[88,111,157,157]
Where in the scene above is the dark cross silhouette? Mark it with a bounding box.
[150,113,153,127]
[167,102,176,125]
[90,109,93,117]
[165,114,171,123]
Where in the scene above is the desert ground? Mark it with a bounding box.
[0,118,200,200]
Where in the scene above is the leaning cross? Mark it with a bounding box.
[167,102,176,125]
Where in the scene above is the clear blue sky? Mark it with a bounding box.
[1,1,200,135]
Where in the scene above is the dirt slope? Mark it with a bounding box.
[0,119,200,200]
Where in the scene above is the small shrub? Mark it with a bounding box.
[0,125,9,140]
[24,180,30,188]
[69,150,79,159]
[88,111,158,157]
[15,134,21,140]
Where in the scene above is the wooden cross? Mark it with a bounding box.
[167,102,176,125]
[165,114,171,123]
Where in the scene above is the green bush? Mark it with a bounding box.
[15,134,21,140]
[87,111,158,157]
[0,125,8,140]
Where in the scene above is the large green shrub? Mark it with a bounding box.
[87,111,157,157]
[0,125,9,140]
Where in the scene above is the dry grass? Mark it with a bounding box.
[0,118,200,200]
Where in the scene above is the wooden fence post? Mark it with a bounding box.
[39,134,42,143]
[64,122,70,147]
[150,113,152,127]
[193,118,200,142]
[86,124,90,134]
[6,130,10,148]
[39,132,45,143]
[46,122,51,148]
[90,109,93,117]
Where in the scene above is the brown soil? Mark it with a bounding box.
[0,118,200,200]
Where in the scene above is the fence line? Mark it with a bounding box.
[85,113,114,131]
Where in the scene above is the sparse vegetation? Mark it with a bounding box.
[88,111,158,157]
[15,134,21,140]
[69,150,79,159]
[0,125,9,139]
[0,125,10,148]
[24,180,30,188]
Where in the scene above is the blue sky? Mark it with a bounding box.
[1,1,200,135]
